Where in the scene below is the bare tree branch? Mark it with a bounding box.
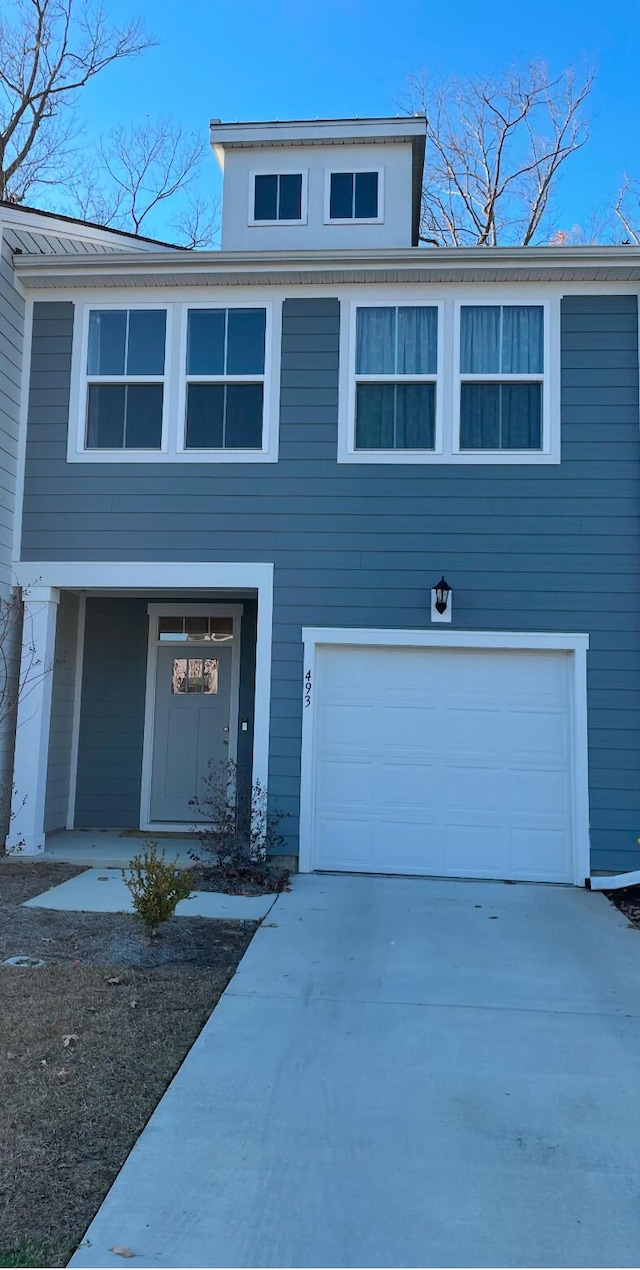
[613,176,640,244]
[0,0,155,201]
[400,61,595,246]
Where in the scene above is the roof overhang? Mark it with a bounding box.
[13,245,640,290]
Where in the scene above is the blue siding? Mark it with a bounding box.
[20,294,640,871]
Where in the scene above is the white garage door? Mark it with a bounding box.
[309,645,575,883]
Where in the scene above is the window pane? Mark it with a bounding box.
[278,173,302,220]
[354,171,378,218]
[330,172,353,219]
[502,306,543,374]
[185,384,224,448]
[86,384,125,448]
[356,307,396,374]
[187,659,203,693]
[87,311,126,375]
[501,382,542,448]
[397,307,437,374]
[203,659,219,694]
[226,309,266,374]
[124,384,163,448]
[184,616,208,640]
[225,383,264,447]
[355,384,395,448]
[254,174,278,220]
[460,382,542,450]
[171,658,187,693]
[210,616,233,641]
[187,310,225,375]
[127,310,166,375]
[395,383,435,448]
[460,307,500,373]
[159,618,185,641]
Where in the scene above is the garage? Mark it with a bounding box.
[300,634,589,884]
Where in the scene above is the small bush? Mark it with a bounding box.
[190,758,290,891]
[123,843,194,937]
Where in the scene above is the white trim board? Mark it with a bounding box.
[299,627,590,886]
[140,603,244,830]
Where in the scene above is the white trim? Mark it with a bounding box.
[299,627,590,886]
[12,297,33,564]
[323,166,384,225]
[66,296,281,465]
[338,287,561,465]
[7,587,60,854]
[140,603,244,830]
[248,169,309,226]
[66,593,86,829]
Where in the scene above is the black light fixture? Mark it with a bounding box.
[434,575,451,615]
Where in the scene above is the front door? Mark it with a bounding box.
[150,644,232,822]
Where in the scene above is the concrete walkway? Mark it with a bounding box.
[71,875,640,1268]
[23,867,276,921]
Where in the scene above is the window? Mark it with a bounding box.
[458,306,544,451]
[253,173,303,222]
[354,306,438,450]
[184,308,266,450]
[328,170,380,221]
[158,616,233,642]
[85,309,166,449]
[171,657,219,695]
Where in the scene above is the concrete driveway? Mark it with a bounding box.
[71,875,640,1268]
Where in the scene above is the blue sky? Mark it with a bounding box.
[75,0,640,242]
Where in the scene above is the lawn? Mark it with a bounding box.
[0,862,256,1268]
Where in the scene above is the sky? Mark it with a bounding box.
[72,0,640,243]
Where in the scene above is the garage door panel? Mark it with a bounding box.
[510,769,568,817]
[316,759,371,808]
[375,762,439,810]
[508,828,570,880]
[311,645,576,883]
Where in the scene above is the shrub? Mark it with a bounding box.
[123,843,194,937]
[190,758,289,889]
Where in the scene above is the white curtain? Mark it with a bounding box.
[461,305,543,373]
[356,306,438,374]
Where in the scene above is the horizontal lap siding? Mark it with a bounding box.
[21,296,640,871]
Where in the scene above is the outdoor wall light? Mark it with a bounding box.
[431,575,452,624]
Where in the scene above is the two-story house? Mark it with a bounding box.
[5,116,640,885]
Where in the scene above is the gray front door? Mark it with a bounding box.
[150,645,232,822]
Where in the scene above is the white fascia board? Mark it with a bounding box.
[13,561,274,591]
[210,117,427,149]
[301,628,589,652]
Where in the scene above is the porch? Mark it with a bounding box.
[6,563,273,857]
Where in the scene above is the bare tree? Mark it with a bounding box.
[613,176,640,244]
[401,62,594,247]
[0,0,154,203]
[68,119,218,244]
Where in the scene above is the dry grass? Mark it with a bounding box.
[0,862,256,1268]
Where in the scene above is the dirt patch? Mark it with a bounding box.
[0,874,256,1267]
[606,886,640,929]
[0,861,87,905]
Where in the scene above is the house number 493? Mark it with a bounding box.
[304,669,312,707]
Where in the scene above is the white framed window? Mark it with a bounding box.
[339,291,559,465]
[68,296,280,463]
[79,305,169,454]
[454,303,548,456]
[324,168,383,224]
[249,171,307,225]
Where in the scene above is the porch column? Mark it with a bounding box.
[6,586,60,855]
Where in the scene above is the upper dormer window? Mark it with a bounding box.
[251,173,305,224]
[327,170,381,222]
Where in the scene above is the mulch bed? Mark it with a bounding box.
[605,886,640,929]
[0,861,256,1267]
[188,860,290,895]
